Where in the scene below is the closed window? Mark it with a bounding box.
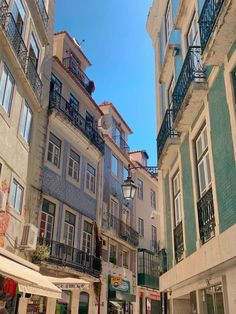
[20,101,32,143]
[123,250,129,268]
[138,218,144,237]
[63,210,76,247]
[111,154,118,177]
[137,179,143,200]
[0,65,14,114]
[150,189,156,208]
[47,132,61,168]
[9,179,23,213]
[68,149,80,182]
[109,244,117,264]
[165,0,172,42]
[195,126,211,197]
[39,199,55,240]
[82,221,93,254]
[172,171,182,226]
[86,164,96,193]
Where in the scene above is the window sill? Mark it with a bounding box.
[66,174,81,189]
[84,187,96,199]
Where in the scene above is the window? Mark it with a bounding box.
[150,189,156,208]
[123,167,128,182]
[86,164,96,193]
[172,171,182,226]
[79,292,89,314]
[12,0,25,34]
[82,221,93,254]
[50,73,62,94]
[68,149,80,182]
[137,179,143,200]
[20,102,32,143]
[39,199,55,240]
[165,0,172,42]
[109,244,117,264]
[111,154,118,177]
[151,225,157,242]
[110,199,119,228]
[63,210,76,246]
[138,218,144,237]
[47,132,61,168]
[187,13,199,48]
[0,65,14,114]
[85,111,94,128]
[195,126,211,197]
[112,127,121,147]
[9,179,23,213]
[167,76,174,108]
[28,34,39,69]
[69,94,79,108]
[123,251,129,268]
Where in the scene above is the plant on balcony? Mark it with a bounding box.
[109,256,117,264]
[32,244,50,263]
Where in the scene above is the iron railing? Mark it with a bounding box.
[36,0,49,29]
[138,249,159,289]
[102,212,139,247]
[63,56,94,95]
[112,135,130,154]
[197,187,215,244]
[157,108,178,160]
[26,57,42,100]
[199,0,225,52]
[174,221,184,263]
[49,90,105,153]
[0,12,28,69]
[38,238,101,277]
[172,46,205,121]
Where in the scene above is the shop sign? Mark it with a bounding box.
[110,276,130,293]
[55,283,87,290]
[150,293,160,301]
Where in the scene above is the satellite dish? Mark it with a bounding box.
[100,114,112,130]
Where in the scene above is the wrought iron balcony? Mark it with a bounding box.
[138,249,159,289]
[26,57,43,100]
[172,46,205,122]
[0,12,28,70]
[197,187,215,244]
[112,135,130,154]
[199,0,224,52]
[63,56,94,95]
[157,109,178,160]
[174,221,184,263]
[49,90,105,154]
[102,212,139,247]
[36,0,49,29]
[38,238,101,277]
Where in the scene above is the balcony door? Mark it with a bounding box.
[39,199,55,243]
[28,34,39,70]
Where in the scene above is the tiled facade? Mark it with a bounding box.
[147,0,236,313]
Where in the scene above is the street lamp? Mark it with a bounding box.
[121,164,158,201]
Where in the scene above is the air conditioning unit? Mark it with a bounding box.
[21,224,38,250]
[0,190,6,212]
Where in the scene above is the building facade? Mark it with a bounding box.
[37,31,105,314]
[0,0,62,313]
[147,0,236,313]
[129,150,160,314]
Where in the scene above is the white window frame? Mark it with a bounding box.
[9,179,23,214]
[85,163,96,195]
[82,220,93,255]
[47,132,61,168]
[150,189,156,209]
[138,217,144,237]
[20,101,32,144]
[63,210,76,247]
[39,198,55,241]
[123,167,128,182]
[137,178,143,200]
[111,154,119,177]
[172,171,182,226]
[0,64,14,115]
[165,0,172,43]
[68,148,80,183]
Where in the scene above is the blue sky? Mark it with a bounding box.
[55,0,156,165]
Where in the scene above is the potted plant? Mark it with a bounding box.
[32,244,50,264]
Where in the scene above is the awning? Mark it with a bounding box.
[0,255,61,299]
[46,277,90,290]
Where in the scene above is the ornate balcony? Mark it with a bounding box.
[112,135,130,154]
[102,212,139,247]
[199,0,236,65]
[138,249,159,289]
[26,57,43,100]
[36,0,49,29]
[49,90,105,154]
[174,221,184,263]
[38,238,101,278]
[197,188,215,244]
[172,46,207,131]
[157,109,179,168]
[63,56,94,95]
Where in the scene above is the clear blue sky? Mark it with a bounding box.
[55,0,156,165]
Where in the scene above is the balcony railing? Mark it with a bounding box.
[38,238,101,278]
[199,0,225,52]
[112,135,130,154]
[102,212,139,247]
[172,46,205,121]
[0,12,27,69]
[157,109,178,160]
[197,188,215,244]
[49,90,105,154]
[36,0,49,29]
[26,57,43,100]
[63,56,94,95]
[174,221,184,263]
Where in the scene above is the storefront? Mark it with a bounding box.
[108,276,136,314]
[0,249,61,314]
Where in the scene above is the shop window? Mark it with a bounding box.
[79,292,89,314]
[201,284,225,314]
